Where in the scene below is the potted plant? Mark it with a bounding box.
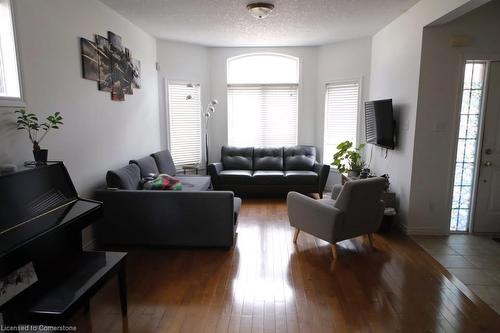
[331,140,366,177]
[14,109,64,164]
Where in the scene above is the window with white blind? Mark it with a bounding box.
[0,0,22,101]
[227,53,299,147]
[167,82,202,166]
[323,81,360,164]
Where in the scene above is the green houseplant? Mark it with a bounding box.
[15,109,64,163]
[331,140,366,177]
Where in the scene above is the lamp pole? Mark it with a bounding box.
[203,100,218,174]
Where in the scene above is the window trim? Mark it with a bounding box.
[165,79,203,168]
[227,52,300,85]
[322,77,363,164]
[0,0,25,106]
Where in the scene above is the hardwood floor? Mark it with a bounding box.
[74,198,500,332]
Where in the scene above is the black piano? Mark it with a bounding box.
[0,162,127,328]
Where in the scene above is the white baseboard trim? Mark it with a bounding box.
[395,221,449,236]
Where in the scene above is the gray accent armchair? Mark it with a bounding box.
[287,177,386,259]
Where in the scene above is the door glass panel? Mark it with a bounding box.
[450,61,486,232]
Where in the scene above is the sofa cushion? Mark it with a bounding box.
[222,146,253,170]
[253,170,286,185]
[151,150,177,176]
[106,164,141,190]
[219,170,253,184]
[253,147,284,170]
[284,171,319,185]
[130,156,160,178]
[233,197,242,224]
[284,146,317,171]
[175,176,211,191]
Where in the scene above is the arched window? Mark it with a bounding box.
[227,53,299,147]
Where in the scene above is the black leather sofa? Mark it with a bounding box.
[95,149,240,248]
[208,145,330,197]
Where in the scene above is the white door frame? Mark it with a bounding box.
[448,55,500,233]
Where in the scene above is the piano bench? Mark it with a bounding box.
[1,251,128,327]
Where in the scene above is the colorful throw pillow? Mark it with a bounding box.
[142,174,182,191]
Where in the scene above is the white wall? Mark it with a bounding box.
[409,0,500,234]
[207,47,319,162]
[207,41,373,165]
[317,37,372,164]
[156,40,210,154]
[0,0,160,198]
[368,0,484,232]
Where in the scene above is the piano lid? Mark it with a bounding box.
[0,163,78,236]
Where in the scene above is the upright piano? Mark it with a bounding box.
[0,162,127,327]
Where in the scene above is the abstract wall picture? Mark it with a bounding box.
[131,58,141,89]
[0,262,38,306]
[80,38,99,81]
[95,35,112,92]
[80,31,141,101]
[108,31,123,52]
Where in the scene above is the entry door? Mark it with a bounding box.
[474,61,500,233]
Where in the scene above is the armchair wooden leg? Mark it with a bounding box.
[293,228,300,243]
[331,244,337,260]
[367,233,374,248]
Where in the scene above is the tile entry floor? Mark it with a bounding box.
[413,234,500,314]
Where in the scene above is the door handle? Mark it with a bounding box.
[485,148,493,155]
[484,161,493,167]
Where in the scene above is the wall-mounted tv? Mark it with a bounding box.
[365,99,396,149]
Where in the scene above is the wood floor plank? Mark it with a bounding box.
[71,197,500,332]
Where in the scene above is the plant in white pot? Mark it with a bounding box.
[331,140,366,177]
[14,109,64,164]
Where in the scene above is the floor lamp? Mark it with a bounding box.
[203,99,218,174]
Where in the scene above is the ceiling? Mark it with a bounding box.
[100,0,420,47]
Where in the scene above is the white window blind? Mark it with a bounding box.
[228,84,298,147]
[0,0,21,99]
[323,81,360,164]
[167,82,202,166]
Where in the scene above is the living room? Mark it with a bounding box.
[1,0,500,331]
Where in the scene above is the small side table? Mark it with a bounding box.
[182,164,201,175]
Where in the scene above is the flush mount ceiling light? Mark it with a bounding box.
[247,2,274,19]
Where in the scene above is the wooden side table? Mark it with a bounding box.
[182,164,201,175]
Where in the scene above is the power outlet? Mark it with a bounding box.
[402,119,409,131]
[434,122,446,132]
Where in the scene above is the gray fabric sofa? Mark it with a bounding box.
[95,150,240,248]
[208,145,330,197]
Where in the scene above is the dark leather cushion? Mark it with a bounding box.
[130,156,160,178]
[221,146,253,170]
[151,150,176,176]
[253,170,286,184]
[219,170,253,184]
[253,147,284,170]
[284,146,317,171]
[284,171,319,185]
[106,164,141,190]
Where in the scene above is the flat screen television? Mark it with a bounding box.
[365,99,395,149]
